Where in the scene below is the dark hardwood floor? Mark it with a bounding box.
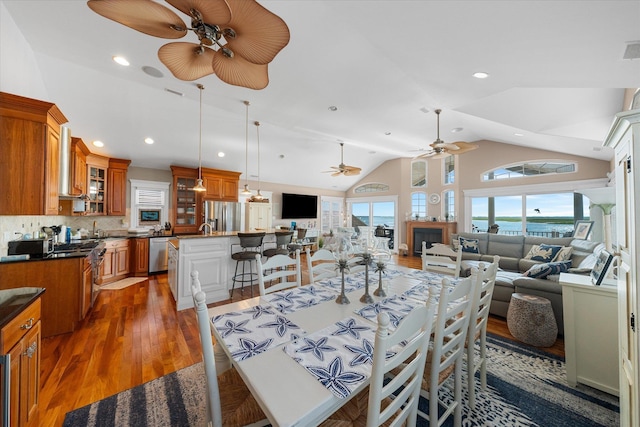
[38,253,564,426]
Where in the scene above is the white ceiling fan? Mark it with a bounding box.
[324,142,361,176]
[415,109,479,159]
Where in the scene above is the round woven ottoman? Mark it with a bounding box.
[507,293,558,347]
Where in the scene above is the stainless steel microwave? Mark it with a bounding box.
[8,238,53,258]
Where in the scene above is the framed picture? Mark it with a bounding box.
[591,250,614,286]
[573,220,594,239]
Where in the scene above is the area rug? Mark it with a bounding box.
[63,334,619,427]
[99,277,148,291]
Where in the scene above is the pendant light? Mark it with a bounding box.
[192,83,206,192]
[253,120,264,200]
[241,100,252,195]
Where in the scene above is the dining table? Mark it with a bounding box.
[208,264,455,427]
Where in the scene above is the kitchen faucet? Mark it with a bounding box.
[199,223,213,235]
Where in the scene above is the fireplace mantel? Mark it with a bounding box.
[406,221,457,256]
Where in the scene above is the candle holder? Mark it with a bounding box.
[335,258,351,304]
[373,261,387,297]
[360,252,374,303]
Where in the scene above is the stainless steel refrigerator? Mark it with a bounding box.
[203,201,242,232]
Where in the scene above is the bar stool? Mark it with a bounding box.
[287,228,307,255]
[230,232,265,299]
[263,231,294,258]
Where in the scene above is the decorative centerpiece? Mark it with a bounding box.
[372,237,391,297]
[334,231,354,305]
[374,261,387,298]
[359,250,374,303]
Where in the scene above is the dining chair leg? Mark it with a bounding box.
[454,360,462,427]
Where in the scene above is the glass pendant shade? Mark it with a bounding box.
[193,178,206,192]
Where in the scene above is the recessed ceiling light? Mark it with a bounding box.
[144,137,154,145]
[112,56,130,66]
[451,127,463,133]
[384,132,391,136]
[142,65,164,78]
[472,72,489,79]
[92,140,104,148]
[217,152,225,157]
[514,133,524,137]
[328,106,338,112]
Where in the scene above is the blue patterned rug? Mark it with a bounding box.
[63,333,619,426]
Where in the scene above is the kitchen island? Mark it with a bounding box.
[169,231,280,310]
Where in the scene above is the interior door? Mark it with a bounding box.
[615,138,638,427]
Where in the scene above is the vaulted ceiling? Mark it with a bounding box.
[2,1,638,191]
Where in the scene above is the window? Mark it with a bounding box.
[354,183,389,193]
[411,160,427,188]
[482,161,576,181]
[444,156,455,184]
[411,192,426,220]
[321,197,343,234]
[444,190,455,220]
[470,192,589,236]
[348,197,397,249]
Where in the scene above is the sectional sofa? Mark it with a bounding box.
[450,232,603,335]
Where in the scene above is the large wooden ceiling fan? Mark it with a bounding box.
[87,0,290,89]
[325,142,361,177]
[415,109,479,159]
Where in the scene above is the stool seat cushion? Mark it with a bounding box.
[232,251,261,261]
[263,248,290,257]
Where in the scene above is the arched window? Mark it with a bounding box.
[354,183,390,193]
[411,192,427,219]
[482,160,576,181]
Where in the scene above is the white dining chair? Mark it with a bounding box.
[305,247,337,284]
[418,272,478,427]
[319,289,439,427]
[191,271,268,427]
[256,249,301,296]
[421,241,462,278]
[466,255,499,410]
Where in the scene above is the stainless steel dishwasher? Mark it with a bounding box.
[149,236,169,274]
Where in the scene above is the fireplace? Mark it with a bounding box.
[405,221,457,257]
[413,229,442,255]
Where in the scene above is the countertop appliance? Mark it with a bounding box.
[7,238,53,258]
[204,201,242,232]
[149,236,169,274]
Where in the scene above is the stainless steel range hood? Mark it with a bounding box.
[58,126,88,203]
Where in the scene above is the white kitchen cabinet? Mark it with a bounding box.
[245,203,272,231]
[168,242,178,301]
[560,272,619,395]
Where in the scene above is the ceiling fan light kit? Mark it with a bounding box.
[416,109,479,159]
[87,0,290,89]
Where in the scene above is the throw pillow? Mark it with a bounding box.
[459,236,479,253]
[525,244,563,262]
[523,260,572,279]
[553,246,573,262]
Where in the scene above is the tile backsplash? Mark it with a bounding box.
[0,213,130,256]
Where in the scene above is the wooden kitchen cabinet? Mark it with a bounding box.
[70,137,89,196]
[107,158,130,216]
[86,154,108,216]
[0,296,42,427]
[130,237,149,277]
[81,257,92,319]
[0,92,68,216]
[202,167,241,202]
[98,239,130,285]
[171,166,200,234]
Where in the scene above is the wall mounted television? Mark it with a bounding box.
[281,193,318,219]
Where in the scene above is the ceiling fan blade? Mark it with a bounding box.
[158,42,215,81]
[343,167,361,176]
[454,141,479,154]
[212,51,268,89]
[222,0,290,65]
[331,171,343,177]
[166,0,232,26]
[415,151,436,159]
[430,141,459,151]
[431,151,452,159]
[88,0,187,39]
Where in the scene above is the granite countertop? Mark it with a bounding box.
[0,287,46,329]
[176,229,278,239]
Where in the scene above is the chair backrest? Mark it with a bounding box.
[191,271,223,427]
[296,228,307,240]
[256,250,302,295]
[306,247,337,284]
[235,232,265,251]
[429,273,477,388]
[468,255,499,344]
[275,231,294,247]
[421,241,463,278]
[366,289,438,427]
